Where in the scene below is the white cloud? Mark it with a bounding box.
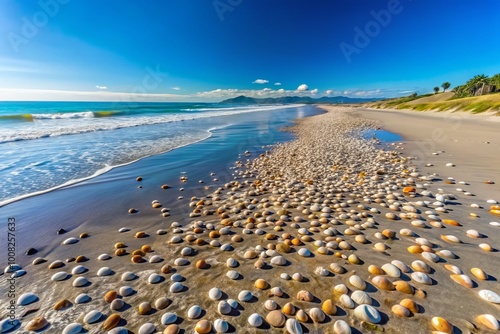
[172,86,181,91]
[326,89,333,95]
[311,88,318,95]
[296,84,309,91]
[95,85,107,90]
[274,82,281,86]
[253,79,269,84]
[277,88,285,93]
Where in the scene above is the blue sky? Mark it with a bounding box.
[0,0,499,101]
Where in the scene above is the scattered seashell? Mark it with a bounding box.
[476,314,499,330]
[54,299,72,310]
[394,281,414,294]
[214,319,229,333]
[285,318,303,334]
[333,320,351,334]
[84,310,102,324]
[297,290,314,302]
[62,323,82,334]
[372,275,395,290]
[354,304,381,323]
[75,293,90,304]
[351,290,372,305]
[238,290,253,302]
[103,314,121,331]
[400,298,419,313]
[431,316,452,333]
[266,309,286,327]
[411,272,432,285]
[282,302,296,315]
[340,294,355,309]
[349,275,366,290]
[450,274,473,288]
[25,316,48,331]
[471,268,488,280]
[392,304,410,317]
[17,292,38,306]
[170,282,184,293]
[478,290,500,304]
[209,287,223,300]
[248,313,263,327]
[161,312,178,325]
[138,302,152,315]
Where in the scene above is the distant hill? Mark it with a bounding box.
[220,95,381,105]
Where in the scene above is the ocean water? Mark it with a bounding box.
[0,101,306,205]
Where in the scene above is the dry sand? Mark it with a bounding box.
[1,106,499,334]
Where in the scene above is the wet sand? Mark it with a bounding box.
[1,106,499,334]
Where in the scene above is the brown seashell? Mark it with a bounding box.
[391,304,410,317]
[131,255,144,263]
[296,309,309,322]
[152,202,162,208]
[255,279,269,290]
[232,235,243,242]
[132,249,146,256]
[244,250,257,259]
[372,276,395,290]
[115,248,127,256]
[193,227,203,233]
[155,297,170,310]
[400,298,419,313]
[276,243,291,253]
[135,231,146,238]
[196,259,209,269]
[185,235,196,242]
[128,208,137,214]
[79,232,89,238]
[394,281,414,295]
[54,299,72,310]
[161,264,172,274]
[471,268,488,280]
[209,231,220,238]
[142,245,152,253]
[301,235,312,242]
[431,316,453,333]
[348,254,362,264]
[442,219,461,226]
[368,265,385,275]
[48,260,64,269]
[195,238,206,245]
[291,238,302,246]
[265,233,277,240]
[476,314,499,330]
[115,242,126,249]
[382,229,396,239]
[322,299,337,315]
[195,319,212,334]
[104,290,118,303]
[282,302,296,315]
[164,324,180,334]
[266,309,286,327]
[414,289,426,299]
[403,186,415,193]
[103,313,121,331]
[138,301,152,315]
[407,245,423,254]
[25,316,49,331]
[297,290,314,302]
[254,259,265,269]
[75,255,88,263]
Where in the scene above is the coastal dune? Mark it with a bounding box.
[1,106,499,334]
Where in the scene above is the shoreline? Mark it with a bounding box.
[1,105,499,334]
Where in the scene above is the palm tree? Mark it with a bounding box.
[441,82,451,92]
[466,74,489,96]
[433,86,440,94]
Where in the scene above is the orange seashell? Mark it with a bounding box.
[444,264,462,274]
[476,314,499,330]
[209,231,220,238]
[196,259,209,269]
[75,255,88,263]
[131,255,144,263]
[382,229,396,239]
[255,279,269,290]
[132,249,146,256]
[407,245,423,254]
[322,299,337,315]
[104,290,118,303]
[490,205,500,210]
[103,313,121,331]
[291,238,302,246]
[392,304,410,317]
[400,298,419,313]
[403,186,416,193]
[368,265,385,275]
[441,235,461,243]
[135,231,146,238]
[115,248,127,256]
[450,274,473,288]
[195,238,206,245]
[442,219,461,226]
[193,227,203,233]
[470,268,487,280]
[282,302,296,315]
[25,316,49,330]
[115,242,126,249]
[141,245,152,253]
[394,281,414,295]
[431,316,453,333]
[479,243,493,251]
[490,209,500,215]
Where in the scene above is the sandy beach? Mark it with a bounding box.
[1,105,499,334]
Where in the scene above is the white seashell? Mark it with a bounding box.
[226,270,239,280]
[309,308,326,323]
[218,300,232,315]
[349,275,366,290]
[110,298,124,311]
[292,273,304,282]
[264,299,278,310]
[148,273,161,284]
[270,286,284,297]
[214,319,229,333]
[354,304,381,323]
[62,237,78,245]
[170,282,183,293]
[411,272,432,285]
[298,248,311,257]
[334,284,348,295]
[187,305,202,319]
[391,260,411,273]
[119,286,134,296]
[280,273,291,280]
[220,243,233,251]
[271,256,286,265]
[490,222,500,227]
[285,318,303,334]
[84,310,102,324]
[170,273,183,282]
[121,271,136,281]
[314,266,329,276]
[209,287,222,300]
[421,252,440,263]
[170,236,182,243]
[138,323,156,334]
[174,258,189,266]
[149,255,162,263]
[238,290,253,302]
[161,312,177,325]
[477,314,499,330]
[333,319,351,334]
[226,257,238,267]
[12,270,27,278]
[478,290,500,304]
[97,267,113,276]
[17,292,38,306]
[411,260,431,273]
[97,253,111,261]
[118,227,130,232]
[381,263,401,278]
[181,247,192,256]
[62,323,82,334]
[51,271,68,281]
[437,250,457,259]
[108,327,128,334]
[227,299,239,309]
[340,294,355,309]
[415,237,432,247]
[75,293,90,304]
[4,264,21,273]
[351,290,371,305]
[72,265,87,275]
[248,313,263,327]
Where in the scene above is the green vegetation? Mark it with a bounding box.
[441,82,450,92]
[452,73,499,98]
[433,87,440,94]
